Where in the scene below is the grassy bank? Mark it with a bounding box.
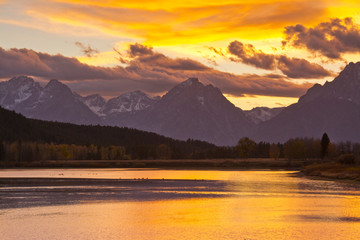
[302,162,360,181]
[0,158,318,170]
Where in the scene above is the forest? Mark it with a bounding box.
[1,107,360,165]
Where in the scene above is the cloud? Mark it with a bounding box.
[75,42,99,57]
[0,45,311,98]
[283,18,360,59]
[128,43,154,57]
[123,43,211,71]
[13,0,327,44]
[277,56,332,78]
[228,41,276,70]
[226,40,331,79]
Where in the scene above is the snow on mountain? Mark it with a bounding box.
[0,76,42,110]
[9,68,360,145]
[79,94,106,116]
[0,76,254,145]
[101,90,159,116]
[244,107,284,124]
[0,77,99,124]
[0,76,161,124]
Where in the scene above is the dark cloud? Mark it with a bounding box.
[75,42,99,57]
[193,72,311,98]
[283,18,360,59]
[228,41,276,70]
[277,56,332,78]
[123,43,210,71]
[128,43,154,57]
[0,47,123,80]
[0,45,311,98]
[227,40,331,78]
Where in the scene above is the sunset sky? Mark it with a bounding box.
[1,0,360,109]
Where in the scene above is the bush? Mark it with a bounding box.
[338,154,355,165]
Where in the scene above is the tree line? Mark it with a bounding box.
[236,134,360,163]
[1,133,359,163]
[1,107,359,163]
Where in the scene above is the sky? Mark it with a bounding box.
[0,0,360,109]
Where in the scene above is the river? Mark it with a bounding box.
[1,169,360,239]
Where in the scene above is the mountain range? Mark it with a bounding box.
[1,61,360,145]
[253,62,360,143]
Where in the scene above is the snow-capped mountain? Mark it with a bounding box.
[101,91,159,116]
[244,107,284,124]
[0,76,99,124]
[79,91,160,117]
[122,78,255,146]
[1,76,254,145]
[0,76,42,112]
[4,62,360,146]
[253,62,360,143]
[79,94,106,116]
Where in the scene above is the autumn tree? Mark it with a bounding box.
[236,137,256,158]
[269,143,280,159]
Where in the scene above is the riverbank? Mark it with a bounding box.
[301,162,360,181]
[0,158,318,170]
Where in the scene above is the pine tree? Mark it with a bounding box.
[321,133,330,159]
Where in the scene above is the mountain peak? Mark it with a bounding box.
[83,94,106,104]
[344,61,360,70]
[85,93,104,99]
[334,61,360,83]
[181,78,200,87]
[100,90,158,115]
[122,90,147,98]
[44,79,71,92]
[298,61,360,104]
[47,79,62,86]
[9,76,35,85]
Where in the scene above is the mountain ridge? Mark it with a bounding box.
[2,61,360,145]
[253,61,360,143]
[0,76,254,145]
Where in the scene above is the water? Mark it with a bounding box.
[1,169,360,239]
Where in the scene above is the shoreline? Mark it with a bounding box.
[301,162,360,182]
[0,158,316,170]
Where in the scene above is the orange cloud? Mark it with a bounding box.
[18,0,330,45]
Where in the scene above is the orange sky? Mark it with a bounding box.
[1,0,359,109]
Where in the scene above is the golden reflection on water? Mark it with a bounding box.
[2,197,360,240]
[1,170,360,240]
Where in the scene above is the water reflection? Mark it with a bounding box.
[0,179,232,209]
[1,170,360,240]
